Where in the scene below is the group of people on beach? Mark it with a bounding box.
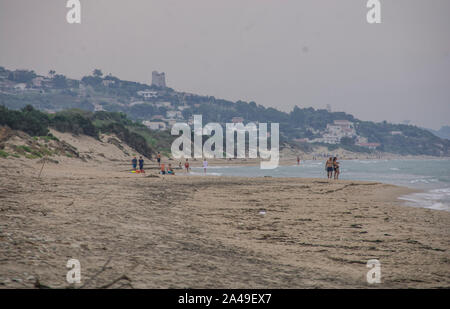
[131,156,145,173]
[133,152,339,179]
[132,152,209,176]
[325,157,340,179]
[179,158,208,174]
[157,152,175,175]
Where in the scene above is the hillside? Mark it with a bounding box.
[1,66,449,156]
[426,126,450,140]
[0,106,175,160]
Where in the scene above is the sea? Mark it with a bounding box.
[191,159,450,212]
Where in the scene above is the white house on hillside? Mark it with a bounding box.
[166,110,183,119]
[143,120,167,131]
[137,90,158,99]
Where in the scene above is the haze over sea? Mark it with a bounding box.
[191,159,450,212]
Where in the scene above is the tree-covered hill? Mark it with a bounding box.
[1,66,449,156]
[0,105,174,158]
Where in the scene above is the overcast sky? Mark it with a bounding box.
[1,0,449,129]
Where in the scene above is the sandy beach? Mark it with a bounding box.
[0,155,449,289]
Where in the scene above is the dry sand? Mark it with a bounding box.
[0,156,449,289]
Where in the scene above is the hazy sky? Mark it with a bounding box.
[1,0,449,129]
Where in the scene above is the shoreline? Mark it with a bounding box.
[1,158,449,288]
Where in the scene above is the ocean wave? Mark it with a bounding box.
[399,187,450,212]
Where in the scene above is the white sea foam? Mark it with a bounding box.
[399,187,450,212]
[191,165,234,169]
[189,171,222,176]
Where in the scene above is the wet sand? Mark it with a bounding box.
[0,158,449,288]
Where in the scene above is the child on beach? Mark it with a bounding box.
[325,157,334,179]
[132,156,137,171]
[160,163,166,175]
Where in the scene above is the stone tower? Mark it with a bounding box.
[151,71,166,88]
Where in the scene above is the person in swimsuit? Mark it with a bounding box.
[325,157,334,179]
[333,157,340,179]
[160,163,166,175]
[185,159,190,173]
[132,156,137,171]
[157,152,161,167]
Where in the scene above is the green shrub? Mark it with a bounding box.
[0,105,49,136]
[31,149,43,157]
[0,150,9,158]
[25,154,39,159]
[18,145,32,153]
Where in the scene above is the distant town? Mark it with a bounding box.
[1,66,448,156]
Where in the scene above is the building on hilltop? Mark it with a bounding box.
[152,71,166,88]
[232,117,244,123]
[355,142,381,150]
[137,90,158,99]
[391,131,403,135]
[308,120,357,144]
[151,115,165,120]
[143,120,167,131]
[325,120,356,140]
[166,110,183,119]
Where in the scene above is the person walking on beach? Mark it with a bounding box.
[203,158,208,174]
[325,157,334,179]
[185,158,190,174]
[333,157,340,180]
[138,156,144,173]
[132,156,137,171]
[157,152,161,167]
[297,156,300,165]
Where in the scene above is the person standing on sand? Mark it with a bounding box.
[139,156,144,172]
[157,152,161,167]
[185,158,190,174]
[203,158,208,174]
[132,156,137,171]
[297,156,300,165]
[333,157,340,179]
[325,157,334,179]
